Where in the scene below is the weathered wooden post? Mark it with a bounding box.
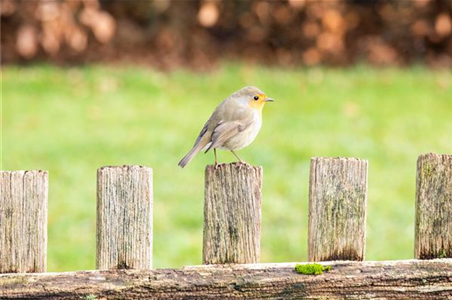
[0,170,48,273]
[203,163,262,264]
[415,153,452,259]
[308,157,368,261]
[97,166,153,270]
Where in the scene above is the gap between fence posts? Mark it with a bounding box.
[203,163,262,264]
[96,165,153,270]
[308,157,368,262]
[415,153,452,259]
[0,170,48,273]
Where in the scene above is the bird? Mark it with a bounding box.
[178,86,274,168]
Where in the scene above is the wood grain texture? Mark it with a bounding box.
[0,171,48,273]
[1,260,452,299]
[415,153,452,259]
[204,163,262,264]
[309,157,368,261]
[97,166,153,270]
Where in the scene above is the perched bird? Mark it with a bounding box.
[178,86,274,168]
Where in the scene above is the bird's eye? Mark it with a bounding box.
[253,96,259,100]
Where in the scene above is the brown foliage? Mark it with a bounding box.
[1,0,451,68]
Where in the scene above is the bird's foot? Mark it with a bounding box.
[236,161,248,170]
[214,162,226,170]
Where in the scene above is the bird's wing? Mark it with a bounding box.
[205,118,253,152]
[193,122,209,147]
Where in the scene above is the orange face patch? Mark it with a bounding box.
[248,94,267,110]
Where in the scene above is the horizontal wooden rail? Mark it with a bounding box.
[1,260,452,299]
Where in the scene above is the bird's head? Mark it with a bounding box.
[235,86,274,110]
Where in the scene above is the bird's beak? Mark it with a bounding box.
[265,97,275,102]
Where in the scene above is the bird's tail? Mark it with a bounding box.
[178,144,203,168]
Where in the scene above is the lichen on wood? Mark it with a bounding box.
[0,170,48,274]
[415,153,452,259]
[203,163,262,264]
[308,157,368,262]
[97,165,153,270]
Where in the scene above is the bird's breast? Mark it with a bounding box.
[221,112,262,150]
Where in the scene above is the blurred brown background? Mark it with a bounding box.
[2,0,452,68]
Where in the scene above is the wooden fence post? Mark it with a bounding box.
[0,170,48,273]
[97,166,153,270]
[308,157,368,262]
[415,153,452,259]
[203,163,262,264]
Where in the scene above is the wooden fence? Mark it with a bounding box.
[0,153,451,299]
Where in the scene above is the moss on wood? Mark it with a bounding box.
[294,263,332,275]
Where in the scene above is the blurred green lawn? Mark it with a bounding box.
[2,64,451,271]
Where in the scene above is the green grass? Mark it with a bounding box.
[2,63,451,271]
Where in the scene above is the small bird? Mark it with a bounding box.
[178,86,274,168]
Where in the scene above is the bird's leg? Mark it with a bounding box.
[231,150,247,167]
[214,148,219,169]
